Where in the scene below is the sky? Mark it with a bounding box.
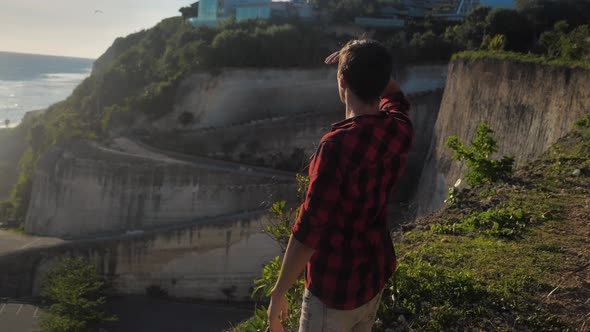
[0,0,516,60]
[0,0,191,59]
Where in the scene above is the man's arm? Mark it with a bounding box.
[380,78,410,115]
[267,141,343,332]
[381,78,402,97]
[267,236,314,332]
[271,236,315,296]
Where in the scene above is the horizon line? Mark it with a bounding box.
[0,50,96,61]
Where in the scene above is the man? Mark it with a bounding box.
[267,39,414,332]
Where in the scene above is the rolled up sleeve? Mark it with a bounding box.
[380,92,410,115]
[292,141,343,250]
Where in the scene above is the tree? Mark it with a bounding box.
[486,8,534,52]
[444,6,492,50]
[40,258,116,332]
[309,0,378,22]
[3,119,9,128]
[518,0,590,40]
[539,20,569,57]
[179,5,198,19]
[538,21,590,60]
[409,30,454,62]
[560,25,590,61]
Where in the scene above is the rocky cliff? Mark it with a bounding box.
[2,211,280,301]
[23,65,446,239]
[25,138,296,238]
[134,65,446,131]
[145,91,443,202]
[417,57,590,215]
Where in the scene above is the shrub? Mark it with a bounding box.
[480,34,506,52]
[177,112,195,126]
[40,258,116,332]
[446,123,514,187]
[237,175,308,331]
[432,207,531,238]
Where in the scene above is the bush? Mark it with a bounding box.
[539,21,590,60]
[446,123,515,187]
[177,112,195,126]
[40,258,116,332]
[480,34,506,52]
[236,175,308,331]
[432,207,531,238]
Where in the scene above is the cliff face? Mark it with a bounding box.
[24,65,445,239]
[2,212,280,301]
[25,139,296,238]
[136,65,446,131]
[417,58,590,215]
[147,91,443,201]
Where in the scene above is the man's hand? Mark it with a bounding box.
[381,78,401,98]
[267,291,288,332]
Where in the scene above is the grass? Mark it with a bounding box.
[380,115,590,331]
[232,115,590,332]
[453,50,590,70]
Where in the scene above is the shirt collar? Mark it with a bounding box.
[331,113,386,130]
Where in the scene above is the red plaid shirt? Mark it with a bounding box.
[292,92,413,310]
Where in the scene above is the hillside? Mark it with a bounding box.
[234,115,590,332]
[0,17,335,225]
[382,115,590,331]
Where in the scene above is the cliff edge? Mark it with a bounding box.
[417,57,590,215]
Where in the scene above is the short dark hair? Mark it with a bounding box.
[338,39,392,104]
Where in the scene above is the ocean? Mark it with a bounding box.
[0,52,94,127]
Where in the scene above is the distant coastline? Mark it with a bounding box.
[0,52,92,125]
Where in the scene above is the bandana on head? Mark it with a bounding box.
[324,51,340,65]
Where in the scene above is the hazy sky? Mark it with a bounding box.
[0,0,190,59]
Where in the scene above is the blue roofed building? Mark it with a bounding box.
[236,0,272,21]
[187,0,315,26]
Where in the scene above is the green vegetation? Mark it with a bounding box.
[452,50,590,69]
[480,34,507,52]
[40,258,116,332]
[5,0,590,226]
[236,115,590,331]
[1,17,332,225]
[233,175,308,332]
[410,0,590,63]
[446,123,515,187]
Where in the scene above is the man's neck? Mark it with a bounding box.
[345,94,380,120]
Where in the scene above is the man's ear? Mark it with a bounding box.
[338,74,347,90]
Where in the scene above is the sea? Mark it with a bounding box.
[0,52,94,127]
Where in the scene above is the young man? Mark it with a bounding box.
[267,39,414,332]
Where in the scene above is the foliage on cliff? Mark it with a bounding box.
[408,1,590,63]
[446,123,515,186]
[452,50,590,70]
[235,115,590,331]
[2,17,332,224]
[40,258,116,332]
[234,175,308,332]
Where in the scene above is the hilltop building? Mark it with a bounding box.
[355,0,514,28]
[355,0,480,28]
[187,0,314,26]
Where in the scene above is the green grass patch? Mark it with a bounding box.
[453,50,590,70]
[382,116,590,331]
